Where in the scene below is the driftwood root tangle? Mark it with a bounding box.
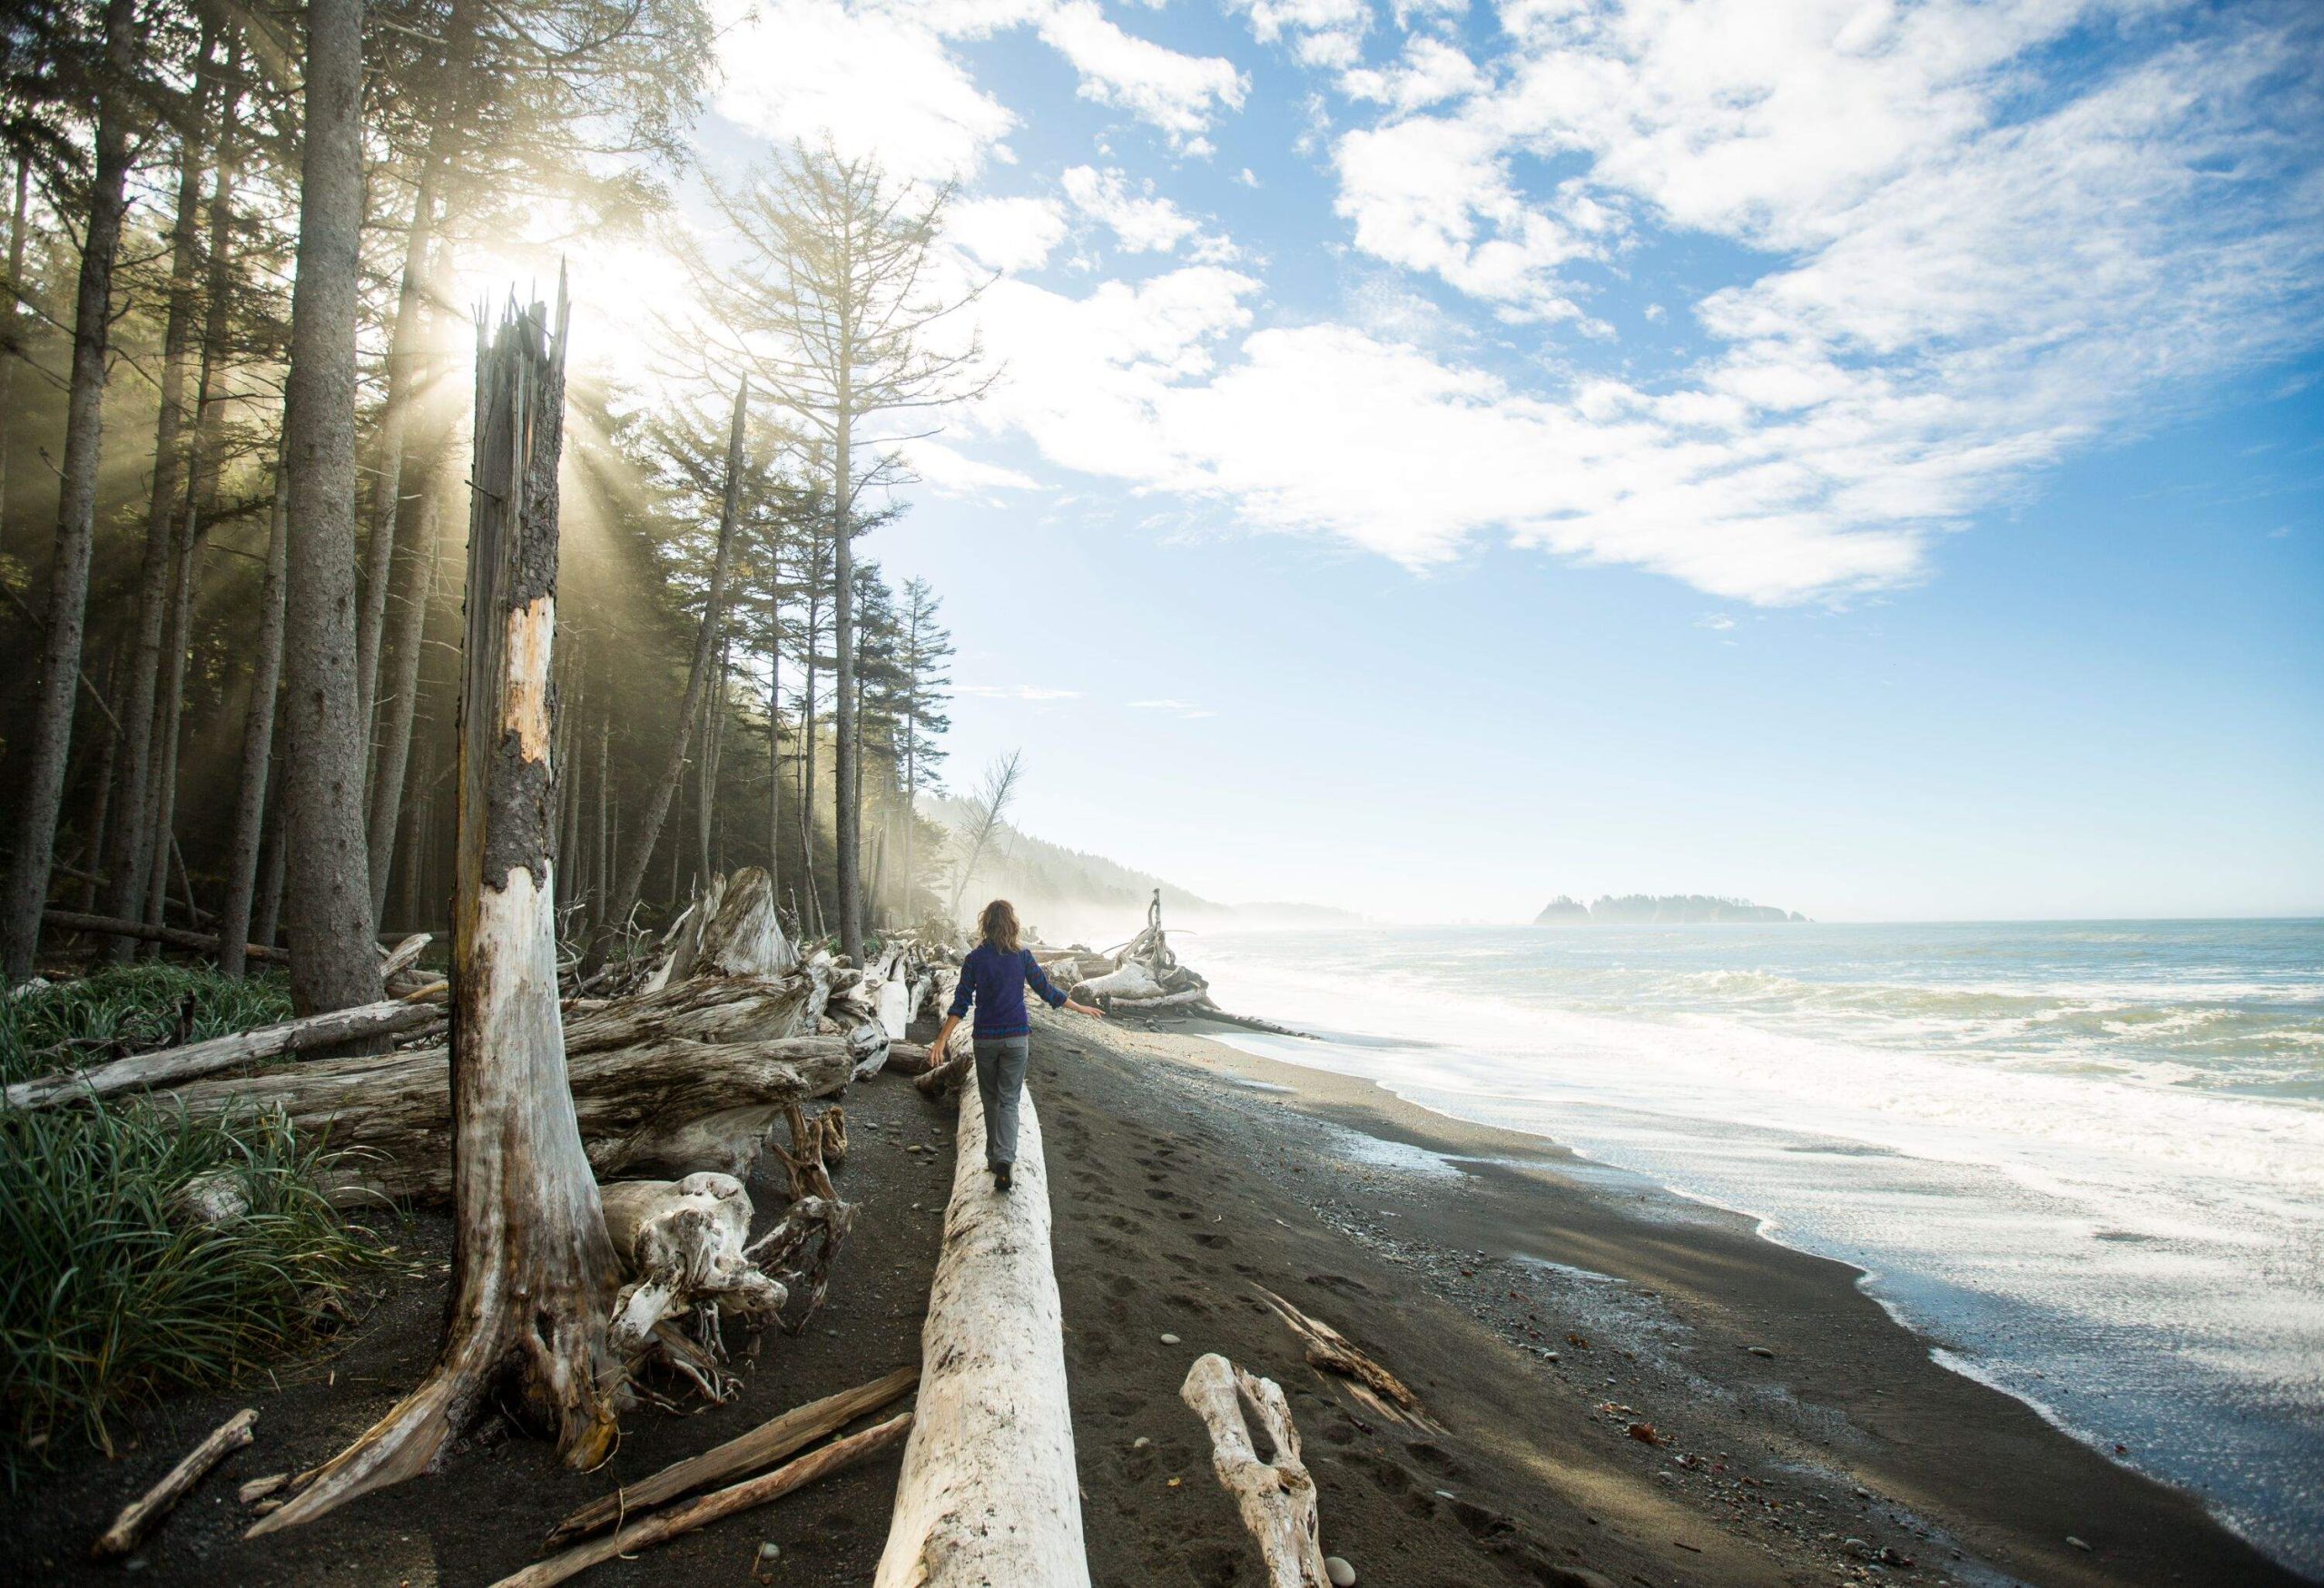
[1180,1356,1328,1588]
[602,1173,787,1400]
[874,1079,1088,1588]
[93,1407,256,1558]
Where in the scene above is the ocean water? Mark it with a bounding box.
[1188,920,2324,1573]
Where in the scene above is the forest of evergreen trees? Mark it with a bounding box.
[0,0,973,1007]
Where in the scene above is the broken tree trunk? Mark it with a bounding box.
[6,990,443,1108]
[249,287,624,1536]
[547,1365,917,1545]
[1179,1356,1328,1588]
[166,1021,853,1205]
[93,1406,256,1558]
[874,1073,1088,1588]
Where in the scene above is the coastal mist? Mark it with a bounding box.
[1193,920,2324,1573]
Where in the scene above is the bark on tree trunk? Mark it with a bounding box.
[832,406,862,964]
[249,288,622,1537]
[367,429,454,918]
[100,24,217,957]
[590,378,747,972]
[276,0,384,1016]
[216,488,288,980]
[1,0,140,984]
[0,157,26,557]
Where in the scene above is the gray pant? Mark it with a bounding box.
[973,1036,1030,1168]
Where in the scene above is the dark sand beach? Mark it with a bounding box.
[6,1003,2303,1586]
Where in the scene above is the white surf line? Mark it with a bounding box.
[875,1077,1090,1588]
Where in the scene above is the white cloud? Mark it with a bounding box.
[1129,697,1218,718]
[956,684,1086,699]
[1227,0,1372,70]
[1036,0,1248,146]
[904,439,1048,497]
[948,194,1069,271]
[1059,164,1239,260]
[714,0,1245,177]
[1339,36,1480,111]
[714,0,1017,180]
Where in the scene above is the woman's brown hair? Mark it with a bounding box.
[978,898,1021,952]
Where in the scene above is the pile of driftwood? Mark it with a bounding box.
[1059,890,1216,1012]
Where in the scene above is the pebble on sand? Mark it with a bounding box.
[1133,1436,1152,1449]
[1325,1556,1356,1585]
[1747,1346,1775,1358]
[1159,1333,1181,1345]
[2067,1536,2093,1552]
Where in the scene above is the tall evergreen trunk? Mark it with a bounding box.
[217,488,288,978]
[253,754,287,948]
[140,508,205,939]
[110,18,222,955]
[0,158,28,557]
[587,379,746,972]
[1,0,139,983]
[354,0,478,762]
[81,656,120,912]
[367,428,454,918]
[278,0,384,1014]
[593,719,608,926]
[766,631,781,887]
[832,392,862,962]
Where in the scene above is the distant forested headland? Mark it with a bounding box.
[1534,895,1808,924]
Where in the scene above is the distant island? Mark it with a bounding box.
[1534,894,1808,925]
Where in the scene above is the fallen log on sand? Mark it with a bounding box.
[92,1407,257,1558]
[165,1029,852,1205]
[1254,1286,1439,1434]
[547,1366,918,1544]
[875,1070,1088,1587]
[1180,1356,1328,1588]
[497,1412,913,1588]
[7,990,446,1109]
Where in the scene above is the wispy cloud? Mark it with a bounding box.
[1129,697,1217,718]
[955,684,1086,700]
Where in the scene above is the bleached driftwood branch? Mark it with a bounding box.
[494,1411,913,1588]
[92,1407,257,1557]
[874,1075,1088,1588]
[547,1366,918,1544]
[1179,1356,1328,1588]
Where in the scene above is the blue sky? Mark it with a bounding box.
[586,0,2324,922]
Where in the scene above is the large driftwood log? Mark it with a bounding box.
[6,991,445,1108]
[92,1408,257,1557]
[495,1411,912,1588]
[167,1031,853,1205]
[547,1365,918,1544]
[1180,1356,1328,1588]
[874,1076,1088,1588]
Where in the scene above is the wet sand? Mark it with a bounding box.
[5,1001,2304,1586]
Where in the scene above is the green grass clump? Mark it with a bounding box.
[0,964,294,1087]
[0,1100,373,1462]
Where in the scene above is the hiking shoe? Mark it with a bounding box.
[993,1163,1014,1191]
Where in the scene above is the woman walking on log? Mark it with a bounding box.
[931,899,1102,1190]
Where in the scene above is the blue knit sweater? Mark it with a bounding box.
[948,943,1067,1038]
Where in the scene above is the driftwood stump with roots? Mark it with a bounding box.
[1180,1354,1329,1588]
[253,290,625,1534]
